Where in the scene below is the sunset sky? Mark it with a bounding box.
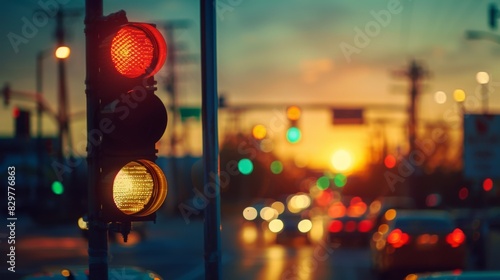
[1,0,499,171]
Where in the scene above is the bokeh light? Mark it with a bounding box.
[51,181,64,195]
[316,176,330,190]
[269,219,284,233]
[243,206,258,221]
[271,201,285,214]
[252,124,267,140]
[384,155,397,169]
[286,127,301,143]
[453,89,466,103]
[298,219,312,233]
[238,158,253,175]
[331,149,352,172]
[334,174,347,187]
[270,161,283,174]
[434,91,447,104]
[476,71,490,84]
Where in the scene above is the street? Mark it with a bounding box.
[1,211,500,280]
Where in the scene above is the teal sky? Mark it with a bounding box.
[1,0,499,169]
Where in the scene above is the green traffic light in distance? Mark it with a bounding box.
[238,158,254,175]
[270,160,283,174]
[51,181,64,195]
[286,127,301,143]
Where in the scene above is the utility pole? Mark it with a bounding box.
[392,60,429,196]
[200,0,221,278]
[161,20,192,211]
[393,60,429,156]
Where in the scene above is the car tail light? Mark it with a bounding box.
[329,220,343,233]
[387,228,409,248]
[345,220,357,232]
[446,228,465,248]
[358,219,373,233]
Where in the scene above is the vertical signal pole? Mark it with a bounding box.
[84,1,108,279]
[200,1,221,279]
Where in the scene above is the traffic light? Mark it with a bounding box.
[13,107,30,138]
[286,106,301,144]
[2,83,10,107]
[489,3,499,30]
[95,11,168,223]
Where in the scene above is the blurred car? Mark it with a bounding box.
[22,266,163,280]
[407,271,500,280]
[327,214,374,247]
[371,210,467,277]
[270,209,312,244]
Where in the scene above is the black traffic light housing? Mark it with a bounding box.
[489,3,499,30]
[95,11,168,224]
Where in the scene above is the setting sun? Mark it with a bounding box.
[331,149,353,172]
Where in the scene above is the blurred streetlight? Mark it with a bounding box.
[476,71,489,114]
[434,91,447,104]
[55,46,71,59]
[453,89,466,115]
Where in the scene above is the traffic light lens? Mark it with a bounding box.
[111,26,155,78]
[287,106,301,121]
[113,160,167,216]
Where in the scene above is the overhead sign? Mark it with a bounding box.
[463,114,500,180]
[332,108,364,125]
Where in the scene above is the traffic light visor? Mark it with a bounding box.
[113,160,167,216]
[111,23,167,78]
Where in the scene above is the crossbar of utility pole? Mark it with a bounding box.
[200,1,221,279]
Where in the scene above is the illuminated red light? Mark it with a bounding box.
[358,219,373,233]
[446,228,465,248]
[12,107,20,118]
[384,155,396,168]
[111,24,167,78]
[458,187,469,200]
[483,178,493,192]
[328,220,343,233]
[387,228,409,248]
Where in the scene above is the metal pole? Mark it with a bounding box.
[200,1,221,279]
[35,52,44,205]
[85,1,108,279]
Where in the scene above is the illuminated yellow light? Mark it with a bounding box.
[453,89,466,103]
[77,217,87,230]
[269,219,284,233]
[405,274,418,280]
[252,124,267,140]
[113,160,167,216]
[61,269,71,277]
[260,207,278,221]
[384,209,397,221]
[271,201,285,215]
[298,219,312,233]
[378,223,389,234]
[286,106,301,121]
[243,207,258,221]
[55,46,70,59]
